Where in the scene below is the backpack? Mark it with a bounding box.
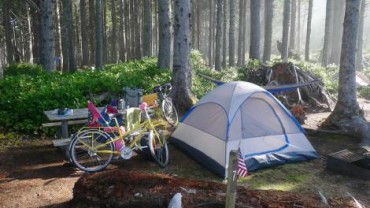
[123,88,143,107]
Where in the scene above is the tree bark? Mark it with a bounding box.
[237,0,244,66]
[329,0,345,65]
[157,0,173,70]
[41,0,56,72]
[26,4,34,63]
[281,0,290,62]
[173,0,193,114]
[31,0,42,64]
[80,0,89,66]
[3,0,14,64]
[119,0,126,62]
[143,0,153,57]
[208,0,214,68]
[196,1,201,50]
[111,0,118,63]
[63,0,76,72]
[229,0,236,66]
[297,0,301,53]
[322,0,333,67]
[95,0,103,69]
[263,0,273,63]
[356,0,365,71]
[305,0,313,61]
[89,0,96,65]
[125,0,131,60]
[289,0,296,51]
[215,0,224,71]
[241,0,248,65]
[324,0,369,143]
[222,0,228,68]
[134,0,142,59]
[103,1,108,63]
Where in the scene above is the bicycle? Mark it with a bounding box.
[152,83,179,126]
[68,101,169,172]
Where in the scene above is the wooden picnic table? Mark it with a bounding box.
[43,107,103,146]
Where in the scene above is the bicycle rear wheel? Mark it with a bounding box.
[161,98,179,126]
[148,129,169,167]
[70,129,114,172]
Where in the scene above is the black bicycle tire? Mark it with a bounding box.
[70,129,114,172]
[148,129,169,168]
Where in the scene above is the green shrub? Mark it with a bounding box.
[0,58,170,134]
[4,63,46,76]
[358,86,370,100]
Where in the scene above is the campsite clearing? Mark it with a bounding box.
[0,100,370,207]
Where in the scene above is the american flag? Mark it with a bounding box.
[237,149,248,177]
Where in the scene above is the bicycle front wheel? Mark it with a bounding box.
[70,129,114,172]
[161,98,179,126]
[148,129,169,167]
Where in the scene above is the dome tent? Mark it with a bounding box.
[171,81,318,178]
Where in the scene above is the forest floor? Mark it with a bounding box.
[0,100,370,207]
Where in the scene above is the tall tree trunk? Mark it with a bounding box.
[297,0,301,53]
[305,0,313,61]
[41,0,56,72]
[80,0,89,66]
[119,0,126,62]
[196,1,201,50]
[222,0,228,68]
[153,0,158,55]
[63,0,76,72]
[356,0,365,71]
[281,0,290,62]
[263,0,273,63]
[31,0,42,64]
[330,0,345,65]
[96,0,103,69]
[208,0,214,67]
[324,0,369,143]
[229,0,236,66]
[322,0,334,67]
[125,0,131,60]
[103,1,108,63]
[143,0,153,57]
[26,4,34,63]
[134,0,142,59]
[157,0,173,70]
[3,0,14,64]
[289,0,296,51]
[61,1,69,71]
[215,0,224,71]
[241,0,248,65]
[55,0,62,69]
[130,0,135,59]
[237,0,244,66]
[249,0,260,60]
[111,0,118,63]
[89,0,96,65]
[74,3,81,68]
[173,0,193,114]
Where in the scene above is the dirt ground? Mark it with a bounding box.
[0,99,370,207]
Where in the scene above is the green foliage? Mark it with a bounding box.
[0,58,170,134]
[4,63,46,76]
[191,51,239,99]
[358,86,370,100]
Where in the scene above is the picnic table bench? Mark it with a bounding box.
[43,107,103,146]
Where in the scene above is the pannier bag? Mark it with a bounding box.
[123,88,143,107]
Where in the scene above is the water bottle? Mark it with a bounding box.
[118,99,126,111]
